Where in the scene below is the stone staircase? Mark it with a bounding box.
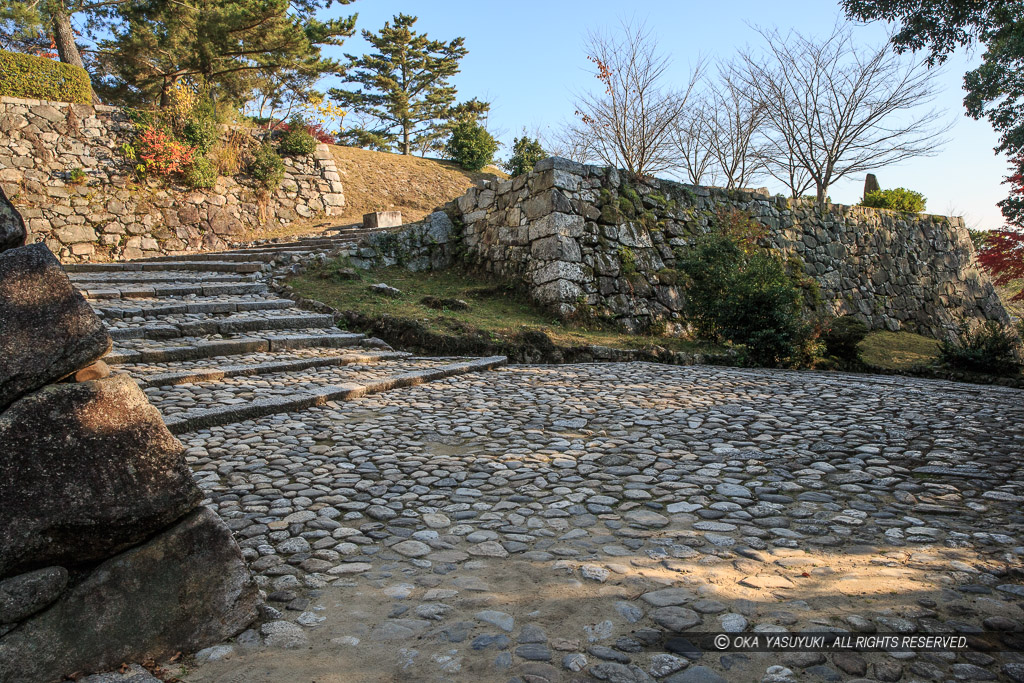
[67,242,506,435]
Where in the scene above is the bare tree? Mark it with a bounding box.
[545,121,597,165]
[757,134,816,199]
[737,24,950,205]
[702,68,766,189]
[572,20,703,178]
[671,92,718,186]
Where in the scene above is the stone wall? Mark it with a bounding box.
[0,96,345,262]
[355,158,1008,340]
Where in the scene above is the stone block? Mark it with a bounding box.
[523,189,573,220]
[363,211,403,229]
[0,374,202,577]
[0,508,258,683]
[532,261,589,286]
[0,243,110,412]
[0,186,25,252]
[527,213,585,242]
[425,211,454,244]
[531,235,581,262]
[533,278,583,305]
[533,157,586,176]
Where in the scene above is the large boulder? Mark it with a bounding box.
[0,508,259,683]
[0,374,202,577]
[0,187,25,253]
[0,243,111,412]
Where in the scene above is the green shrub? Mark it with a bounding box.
[124,108,158,130]
[939,320,1021,375]
[181,114,218,155]
[503,136,545,176]
[0,50,91,103]
[68,167,87,185]
[678,228,814,367]
[861,187,927,212]
[184,156,218,189]
[248,142,285,188]
[445,120,498,171]
[277,115,317,156]
[822,315,869,363]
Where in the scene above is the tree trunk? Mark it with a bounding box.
[51,7,102,104]
[402,127,410,155]
[816,184,827,207]
[51,9,85,68]
[160,78,173,108]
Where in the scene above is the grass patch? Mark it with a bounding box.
[859,331,941,370]
[289,265,719,354]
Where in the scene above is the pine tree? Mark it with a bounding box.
[330,13,468,155]
[97,0,356,108]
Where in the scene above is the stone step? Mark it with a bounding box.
[146,356,454,415]
[224,242,348,255]
[80,282,268,300]
[123,346,397,376]
[132,350,411,388]
[131,251,315,263]
[106,330,367,365]
[158,356,507,434]
[106,312,336,341]
[95,296,295,318]
[65,261,265,274]
[69,271,255,283]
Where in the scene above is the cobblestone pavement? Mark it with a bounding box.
[178,362,1024,683]
[71,242,1024,683]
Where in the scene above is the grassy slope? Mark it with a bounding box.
[291,264,971,370]
[233,147,507,243]
[289,266,719,355]
[327,146,507,226]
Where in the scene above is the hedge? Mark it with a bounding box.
[0,50,92,104]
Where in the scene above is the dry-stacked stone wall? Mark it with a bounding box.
[354,158,1008,339]
[0,96,344,262]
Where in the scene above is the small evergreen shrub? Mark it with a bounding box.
[181,113,218,155]
[184,156,217,189]
[678,211,816,367]
[68,167,87,185]
[249,142,285,188]
[277,115,317,156]
[0,50,91,103]
[503,136,545,176]
[822,315,869,363]
[445,120,498,171]
[939,320,1021,375]
[861,188,926,213]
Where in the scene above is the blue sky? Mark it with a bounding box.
[331,1,1005,229]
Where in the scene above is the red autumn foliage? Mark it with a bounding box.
[277,120,336,145]
[978,228,1024,300]
[136,127,195,176]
